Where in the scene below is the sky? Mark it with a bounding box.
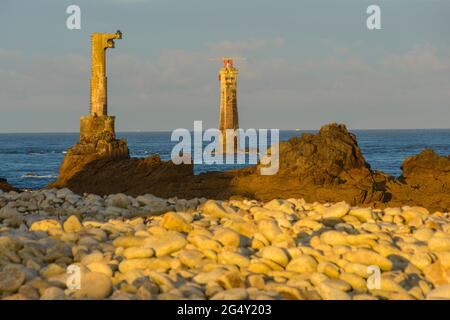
[0,0,450,132]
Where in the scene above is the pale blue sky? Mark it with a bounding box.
[1,0,450,132]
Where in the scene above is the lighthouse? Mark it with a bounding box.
[218,58,239,153]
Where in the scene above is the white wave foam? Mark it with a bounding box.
[21,174,58,179]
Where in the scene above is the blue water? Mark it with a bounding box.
[0,130,449,190]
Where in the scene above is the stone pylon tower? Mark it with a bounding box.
[80,30,124,144]
[52,31,129,188]
[218,58,239,153]
[90,30,122,116]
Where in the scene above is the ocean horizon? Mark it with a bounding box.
[1,128,450,134]
[1,129,449,190]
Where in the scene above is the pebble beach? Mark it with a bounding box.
[1,188,450,300]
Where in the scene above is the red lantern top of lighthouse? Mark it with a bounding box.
[223,58,234,68]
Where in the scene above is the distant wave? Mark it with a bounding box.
[27,150,58,155]
[21,174,58,179]
[130,150,151,157]
[0,150,61,155]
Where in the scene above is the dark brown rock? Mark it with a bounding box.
[0,178,19,192]
[59,155,193,196]
[274,123,370,185]
[387,149,450,211]
[401,149,450,181]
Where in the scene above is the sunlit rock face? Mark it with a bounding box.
[387,149,450,211]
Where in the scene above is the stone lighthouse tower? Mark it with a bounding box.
[218,58,239,153]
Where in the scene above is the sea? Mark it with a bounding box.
[0,130,449,190]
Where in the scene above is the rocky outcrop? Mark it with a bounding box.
[274,123,370,184]
[213,123,390,205]
[51,123,389,206]
[250,123,389,204]
[0,178,19,192]
[48,122,449,211]
[50,115,129,188]
[59,155,193,197]
[387,149,450,211]
[401,149,450,184]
